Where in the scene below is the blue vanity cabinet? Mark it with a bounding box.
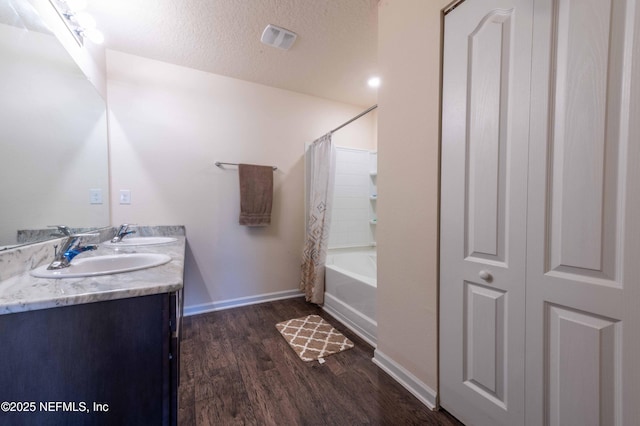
[0,291,181,425]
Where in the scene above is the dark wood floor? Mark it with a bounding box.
[178,297,463,425]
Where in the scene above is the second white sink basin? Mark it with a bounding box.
[103,237,177,247]
[30,253,172,279]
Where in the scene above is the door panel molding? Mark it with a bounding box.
[463,282,507,406]
[546,0,627,284]
[464,8,513,262]
[545,304,621,426]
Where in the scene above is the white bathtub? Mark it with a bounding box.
[324,248,377,346]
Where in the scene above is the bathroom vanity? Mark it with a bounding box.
[0,229,184,425]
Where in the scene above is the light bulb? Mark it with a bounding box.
[83,28,104,44]
[65,0,87,11]
[74,11,96,29]
[367,76,381,88]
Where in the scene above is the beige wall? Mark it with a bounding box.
[106,51,376,311]
[376,0,449,397]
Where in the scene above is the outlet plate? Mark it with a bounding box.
[119,190,131,205]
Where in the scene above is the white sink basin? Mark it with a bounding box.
[30,253,172,279]
[103,237,177,247]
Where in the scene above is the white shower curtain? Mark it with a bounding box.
[300,133,335,305]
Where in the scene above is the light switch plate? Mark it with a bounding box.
[89,189,103,204]
[119,189,131,205]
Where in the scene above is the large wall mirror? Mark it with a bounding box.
[0,0,109,250]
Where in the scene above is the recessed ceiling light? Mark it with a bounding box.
[367,76,381,88]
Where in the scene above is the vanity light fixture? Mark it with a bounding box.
[49,0,104,46]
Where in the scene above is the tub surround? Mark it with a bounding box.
[329,147,377,248]
[324,247,377,346]
[0,225,185,314]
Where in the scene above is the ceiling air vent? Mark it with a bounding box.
[260,24,297,50]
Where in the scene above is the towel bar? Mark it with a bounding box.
[215,162,277,171]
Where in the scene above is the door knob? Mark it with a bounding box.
[479,270,493,282]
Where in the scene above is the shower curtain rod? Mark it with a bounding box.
[329,104,378,134]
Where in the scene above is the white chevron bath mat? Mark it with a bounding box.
[276,315,354,362]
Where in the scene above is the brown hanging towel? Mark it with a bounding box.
[238,163,273,226]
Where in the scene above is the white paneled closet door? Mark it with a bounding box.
[525,0,640,425]
[439,1,533,425]
[441,0,640,425]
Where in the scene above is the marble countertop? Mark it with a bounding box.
[0,236,185,315]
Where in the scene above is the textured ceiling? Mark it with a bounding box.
[86,0,379,107]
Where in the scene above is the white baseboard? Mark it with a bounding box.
[372,349,437,410]
[184,289,304,316]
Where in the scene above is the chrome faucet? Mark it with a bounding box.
[48,234,98,270]
[111,224,136,243]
